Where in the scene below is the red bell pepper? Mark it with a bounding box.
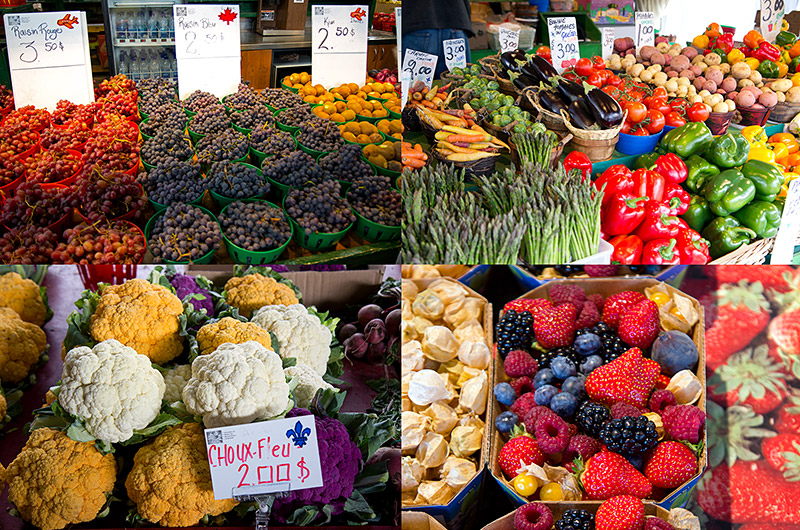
[634,201,683,241]
[595,165,634,207]
[754,41,781,63]
[737,44,754,58]
[676,228,711,264]
[631,168,666,202]
[709,34,734,55]
[664,182,690,216]
[609,234,643,264]
[564,151,593,180]
[602,194,648,236]
[642,238,681,265]
[654,153,688,185]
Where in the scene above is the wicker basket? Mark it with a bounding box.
[523,87,568,133]
[565,134,620,162]
[705,111,734,135]
[440,64,487,87]
[402,105,421,132]
[509,133,573,169]
[768,102,800,123]
[431,148,498,178]
[709,230,800,265]
[560,109,627,141]
[480,94,524,142]
[478,55,518,96]
[736,104,772,126]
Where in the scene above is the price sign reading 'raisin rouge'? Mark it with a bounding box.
[443,38,467,70]
[205,415,323,500]
[312,5,368,88]
[635,11,655,50]
[548,17,580,73]
[499,27,519,53]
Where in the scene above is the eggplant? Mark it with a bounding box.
[513,77,529,91]
[496,68,510,80]
[568,99,596,130]
[538,90,569,116]
[556,79,586,105]
[517,73,539,87]
[586,88,624,128]
[500,51,521,73]
[523,55,558,84]
[510,49,527,62]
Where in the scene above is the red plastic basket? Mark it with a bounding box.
[78,264,138,290]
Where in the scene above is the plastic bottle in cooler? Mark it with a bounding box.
[130,50,140,80]
[149,50,161,78]
[159,8,170,39]
[160,51,171,78]
[115,11,128,40]
[139,54,148,78]
[168,14,174,39]
[170,51,177,80]
[149,10,159,40]
[136,10,147,40]
[118,51,129,76]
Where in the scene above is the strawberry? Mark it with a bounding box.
[708,344,789,415]
[585,348,658,409]
[618,299,659,349]
[503,298,553,321]
[707,265,799,293]
[704,281,771,370]
[533,303,576,349]
[595,495,645,530]
[776,394,800,435]
[769,309,800,357]
[762,434,800,481]
[643,441,698,489]
[497,433,546,479]
[603,291,647,330]
[578,451,653,499]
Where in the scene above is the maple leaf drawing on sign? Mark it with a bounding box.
[57,14,79,29]
[350,7,366,22]
[218,7,237,25]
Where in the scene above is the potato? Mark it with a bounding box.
[690,64,704,76]
[727,100,736,112]
[653,72,668,86]
[656,42,670,53]
[787,86,800,103]
[698,62,709,72]
[698,89,711,98]
[688,85,698,96]
[650,64,662,73]
[702,80,718,93]
[668,48,681,57]
[677,76,691,86]
[752,103,766,109]
[749,71,763,84]
[707,94,724,106]
[652,53,667,66]
[640,69,654,82]
[738,78,755,88]
[682,47,699,60]
[705,67,724,86]
[679,70,696,81]
[677,85,689,95]
[639,46,658,61]
[778,91,787,103]
[719,63,731,74]
[727,91,738,100]
[759,91,778,107]
[694,77,707,90]
[627,64,645,77]
[731,62,752,80]
[691,94,704,104]
[665,79,679,93]
[741,85,763,98]
[670,55,691,72]
[705,52,722,65]
[720,77,737,93]
[705,103,713,113]
[773,79,793,92]
[713,102,729,113]
[692,55,706,65]
[615,37,635,53]
[736,91,756,107]
[667,70,678,78]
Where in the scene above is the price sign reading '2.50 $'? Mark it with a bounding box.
[312,5,368,88]
[548,17,580,73]
[205,415,323,500]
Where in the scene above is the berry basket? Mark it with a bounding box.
[294,130,335,158]
[281,194,352,250]
[219,199,292,264]
[148,190,205,213]
[207,163,266,209]
[265,174,290,199]
[363,155,401,178]
[144,204,219,264]
[481,501,677,530]
[350,209,400,242]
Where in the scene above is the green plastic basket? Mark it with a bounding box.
[283,195,352,250]
[142,151,194,173]
[266,174,290,198]
[294,130,334,158]
[184,108,197,118]
[144,204,219,264]
[199,152,250,173]
[208,163,265,208]
[281,80,300,94]
[380,130,401,143]
[366,94,389,104]
[351,209,400,242]
[187,126,206,146]
[138,103,149,122]
[219,199,292,264]
[384,101,401,120]
[232,122,251,135]
[363,155,401,178]
[277,122,301,134]
[250,147,275,167]
[355,113,382,124]
[148,191,205,213]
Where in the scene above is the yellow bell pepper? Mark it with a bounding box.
[748,145,777,164]
[745,57,761,70]
[727,49,745,64]
[782,50,793,64]
[779,62,790,78]
[770,142,790,161]
[742,125,769,148]
[781,174,799,197]
[783,19,790,31]
[692,35,709,49]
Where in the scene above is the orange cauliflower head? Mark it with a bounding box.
[0,272,47,326]
[196,317,272,356]
[224,275,298,318]
[6,428,117,530]
[0,306,48,384]
[89,279,184,364]
[125,422,238,526]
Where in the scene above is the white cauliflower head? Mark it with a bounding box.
[163,364,192,405]
[251,304,332,376]
[59,339,166,444]
[182,341,290,428]
[285,363,334,408]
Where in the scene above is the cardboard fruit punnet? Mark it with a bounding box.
[480,501,672,530]
[488,278,707,510]
[402,511,449,530]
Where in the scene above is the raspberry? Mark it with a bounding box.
[514,503,553,530]
[611,402,644,419]
[587,293,605,313]
[644,518,674,530]
[550,284,587,312]
[585,265,620,277]
[511,392,539,418]
[523,406,551,432]
[661,405,705,443]
[563,434,601,463]
[535,411,571,454]
[567,423,578,437]
[511,376,535,396]
[505,350,539,378]
[648,389,678,414]
[576,301,600,329]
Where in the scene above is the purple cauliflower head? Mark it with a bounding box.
[169,274,215,316]
[272,408,362,523]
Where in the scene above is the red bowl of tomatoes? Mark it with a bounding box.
[616,130,665,156]
[705,111,735,135]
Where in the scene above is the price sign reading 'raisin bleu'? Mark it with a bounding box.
[443,38,467,70]
[548,17,580,73]
[312,5,369,88]
[499,27,519,53]
[4,12,93,110]
[205,415,323,500]
[635,11,655,50]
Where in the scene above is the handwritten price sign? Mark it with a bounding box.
[205,415,323,500]
[499,27,519,53]
[312,5,368,88]
[635,11,655,50]
[602,27,615,60]
[548,17,580,73]
[173,4,239,60]
[443,38,466,70]
[761,0,785,43]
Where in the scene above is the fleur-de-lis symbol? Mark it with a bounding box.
[286,420,311,448]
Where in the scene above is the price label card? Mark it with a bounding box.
[761,0,786,43]
[635,11,655,50]
[173,4,241,99]
[205,415,324,500]
[548,17,580,73]
[4,11,93,110]
[771,177,800,264]
[602,27,615,60]
[443,38,467,70]
[499,27,519,53]
[395,7,401,72]
[312,5,368,88]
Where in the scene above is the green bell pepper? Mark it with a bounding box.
[634,152,659,170]
[758,59,780,79]
[702,169,757,216]
[701,216,758,259]
[775,195,786,213]
[741,159,784,202]
[732,200,782,238]
[776,30,798,47]
[684,155,720,193]
[659,122,714,159]
[681,195,715,233]
[703,133,750,169]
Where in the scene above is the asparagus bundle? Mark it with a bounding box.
[512,128,559,167]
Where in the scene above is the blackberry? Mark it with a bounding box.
[554,265,582,275]
[555,510,594,530]
[285,180,356,234]
[260,88,304,109]
[276,105,314,128]
[141,129,193,166]
[599,415,658,455]
[189,106,232,137]
[574,402,611,437]
[183,90,221,113]
[219,201,291,252]
[142,160,204,205]
[319,144,374,182]
[149,203,221,263]
[262,151,325,188]
[296,117,344,152]
[140,101,187,137]
[206,161,269,199]
[591,322,613,338]
[602,335,629,363]
[346,175,400,226]
[196,129,248,163]
[495,309,534,358]
[249,125,293,156]
[232,106,276,131]
[225,83,262,112]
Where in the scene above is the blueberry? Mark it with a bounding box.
[551,356,576,380]
[493,382,517,406]
[651,330,699,376]
[533,368,555,389]
[534,384,559,406]
[562,375,586,399]
[549,392,579,418]
[579,355,604,374]
[495,411,519,433]
[574,333,602,356]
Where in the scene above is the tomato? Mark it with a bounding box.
[591,55,606,70]
[606,74,623,87]
[563,72,579,82]
[687,102,710,122]
[631,127,650,136]
[536,46,551,60]
[597,69,611,83]
[587,72,604,87]
[652,87,668,99]
[665,111,687,128]
[669,98,689,112]
[628,90,645,102]
[602,85,621,100]
[575,58,594,77]
[627,101,647,123]
[645,109,666,134]
[620,120,632,134]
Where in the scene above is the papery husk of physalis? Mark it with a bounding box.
[406,265,441,279]
[441,456,477,490]
[459,413,485,430]
[458,340,491,370]
[422,326,460,362]
[454,319,485,345]
[403,340,425,374]
[514,461,548,488]
[543,464,582,501]
[413,289,445,320]
[408,369,453,406]
[402,395,413,412]
[666,369,703,405]
[450,424,483,458]
[422,402,459,436]
[416,432,450,468]
[427,279,469,306]
[444,297,484,329]
[644,285,699,333]
[402,279,420,301]
[438,359,465,386]
[413,315,436,338]
[643,412,665,439]
[458,370,488,415]
[415,480,456,505]
[456,366,484,388]
[402,456,426,492]
[402,490,417,506]
[402,411,430,453]
[402,320,417,344]
[668,508,701,530]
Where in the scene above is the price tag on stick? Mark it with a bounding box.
[173,4,241,99]
[401,48,437,108]
[443,38,467,71]
[395,7,401,72]
[4,11,93,110]
[602,27,615,60]
[761,0,786,43]
[635,11,655,50]
[548,17,580,73]
[771,177,800,264]
[499,27,519,53]
[312,5,368,88]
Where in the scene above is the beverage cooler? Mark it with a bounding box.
[101,0,179,80]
